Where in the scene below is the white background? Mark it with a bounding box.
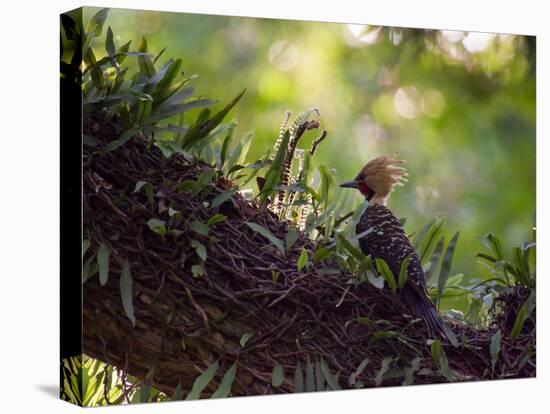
[0,0,546,412]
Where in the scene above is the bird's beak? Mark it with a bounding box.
[339,180,360,189]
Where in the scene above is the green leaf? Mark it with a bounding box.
[116,40,132,64]
[240,333,253,347]
[149,99,215,123]
[105,26,115,57]
[293,363,304,393]
[138,368,155,403]
[375,357,393,386]
[348,358,369,386]
[285,228,299,251]
[185,361,219,400]
[412,218,437,249]
[193,168,216,195]
[376,258,397,292]
[419,218,446,264]
[120,260,135,326]
[220,120,238,169]
[345,316,374,328]
[227,131,255,173]
[191,264,205,278]
[271,269,280,284]
[210,189,236,209]
[191,239,207,261]
[402,358,421,385]
[424,236,445,284]
[86,8,109,37]
[305,362,315,392]
[83,134,99,147]
[438,348,459,381]
[61,13,78,41]
[438,232,460,300]
[136,99,153,125]
[430,339,442,368]
[510,290,535,341]
[97,243,110,286]
[83,255,98,283]
[168,207,180,217]
[211,363,237,399]
[172,382,182,401]
[313,247,332,263]
[84,48,104,91]
[245,222,285,254]
[442,323,460,348]
[152,46,167,64]
[82,239,91,258]
[183,89,246,148]
[190,220,209,236]
[137,36,156,77]
[147,218,166,236]
[445,273,464,287]
[336,232,364,261]
[297,248,309,272]
[315,361,325,391]
[320,359,341,390]
[104,126,139,152]
[398,254,412,289]
[481,232,505,261]
[272,364,284,387]
[155,58,183,98]
[161,86,195,107]
[207,213,226,226]
[366,270,385,289]
[318,165,335,211]
[490,330,502,374]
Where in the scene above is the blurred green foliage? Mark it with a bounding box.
[82,7,535,300]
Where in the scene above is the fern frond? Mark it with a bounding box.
[273,111,291,157]
[289,108,320,139]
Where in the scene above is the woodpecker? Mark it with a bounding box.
[340,156,445,337]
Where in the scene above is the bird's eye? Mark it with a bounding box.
[356,174,365,181]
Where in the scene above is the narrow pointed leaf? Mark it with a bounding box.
[297,249,309,271]
[120,260,135,326]
[490,330,502,373]
[86,8,109,37]
[285,228,299,251]
[438,232,460,299]
[375,357,393,386]
[211,363,237,399]
[305,362,315,392]
[97,243,110,286]
[293,363,304,393]
[105,26,115,56]
[425,236,445,284]
[172,382,182,401]
[398,254,412,289]
[245,222,285,254]
[186,361,219,400]
[376,258,397,292]
[210,189,236,209]
[320,359,341,390]
[137,36,156,77]
[271,364,284,387]
[104,126,140,152]
[240,333,253,347]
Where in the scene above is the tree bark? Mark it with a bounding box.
[81,118,535,399]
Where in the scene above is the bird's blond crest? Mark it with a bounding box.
[358,156,408,205]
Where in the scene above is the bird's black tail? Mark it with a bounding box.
[403,287,446,339]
